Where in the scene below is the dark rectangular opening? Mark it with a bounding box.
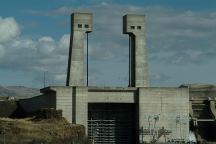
[130,26,135,29]
[88,103,137,144]
[137,26,141,30]
[78,24,82,28]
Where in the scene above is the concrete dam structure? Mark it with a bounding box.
[0,12,216,143]
[41,12,190,144]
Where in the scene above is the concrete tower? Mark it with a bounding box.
[66,13,92,86]
[123,14,149,87]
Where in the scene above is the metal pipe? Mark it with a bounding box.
[87,33,89,86]
[129,35,131,87]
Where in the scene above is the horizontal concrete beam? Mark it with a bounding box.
[88,91,137,103]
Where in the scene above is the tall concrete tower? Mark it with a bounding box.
[123,14,149,87]
[66,13,92,86]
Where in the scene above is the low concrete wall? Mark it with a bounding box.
[0,93,56,118]
[18,93,56,114]
[42,86,88,129]
[46,86,73,123]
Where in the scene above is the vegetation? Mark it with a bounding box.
[0,117,89,144]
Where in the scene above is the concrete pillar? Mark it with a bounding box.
[66,13,92,86]
[123,14,149,87]
[43,86,88,133]
[74,87,88,130]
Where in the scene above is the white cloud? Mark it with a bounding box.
[0,44,5,58]
[37,36,56,55]
[11,39,34,49]
[54,73,66,82]
[0,18,68,84]
[38,36,54,42]
[58,34,70,50]
[151,73,171,84]
[38,5,216,57]
[2,4,216,86]
[0,17,20,43]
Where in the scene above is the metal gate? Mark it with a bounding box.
[88,103,136,144]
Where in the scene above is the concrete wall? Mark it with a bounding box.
[0,92,55,118]
[181,84,216,141]
[88,87,137,103]
[48,87,73,123]
[19,93,55,114]
[74,87,88,129]
[139,87,189,143]
[40,86,190,142]
[43,86,88,129]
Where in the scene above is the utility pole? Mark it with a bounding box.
[86,33,89,86]
[43,71,48,88]
[43,71,46,88]
[128,35,131,87]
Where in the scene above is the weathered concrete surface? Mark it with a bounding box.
[123,14,149,87]
[0,94,56,118]
[41,86,88,130]
[138,87,189,143]
[19,94,55,114]
[73,87,88,129]
[66,13,92,86]
[181,84,216,119]
[41,86,190,143]
[41,87,73,123]
[180,84,216,142]
[88,87,137,103]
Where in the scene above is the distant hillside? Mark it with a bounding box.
[0,86,40,99]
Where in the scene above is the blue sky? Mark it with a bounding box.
[0,0,216,88]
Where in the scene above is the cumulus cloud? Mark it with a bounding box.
[28,4,216,64]
[0,17,20,43]
[37,37,56,56]
[2,4,216,86]
[151,73,171,85]
[59,34,70,49]
[0,17,69,85]
[0,44,5,58]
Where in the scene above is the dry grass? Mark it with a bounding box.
[0,117,88,144]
